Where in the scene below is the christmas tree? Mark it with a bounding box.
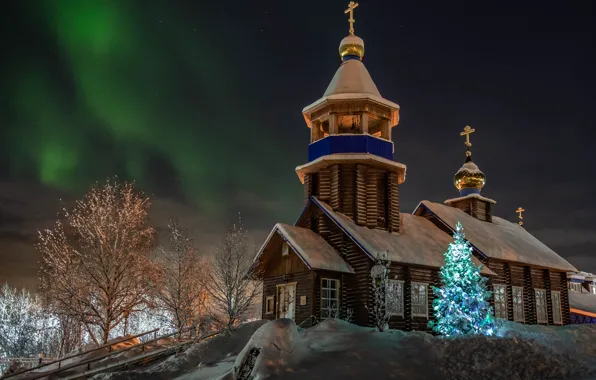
[429,222,495,336]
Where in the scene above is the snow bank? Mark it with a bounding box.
[92,320,268,380]
[91,319,596,380]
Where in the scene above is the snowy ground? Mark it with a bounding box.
[93,319,596,380]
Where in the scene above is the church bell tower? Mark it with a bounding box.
[296,2,406,233]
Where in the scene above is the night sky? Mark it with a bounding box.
[1,0,595,289]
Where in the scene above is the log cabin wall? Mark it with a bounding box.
[304,164,400,233]
[447,198,492,222]
[385,264,438,333]
[315,212,372,326]
[523,266,537,324]
[262,272,315,327]
[550,271,571,324]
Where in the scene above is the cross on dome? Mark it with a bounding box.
[344,2,359,35]
[516,207,525,226]
[460,125,475,157]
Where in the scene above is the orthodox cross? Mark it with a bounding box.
[516,207,525,226]
[460,125,475,157]
[344,1,359,35]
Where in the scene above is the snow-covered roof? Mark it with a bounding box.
[416,201,577,272]
[301,60,400,119]
[312,197,496,276]
[456,160,483,174]
[444,193,496,205]
[253,223,354,274]
[569,291,596,316]
[323,59,381,97]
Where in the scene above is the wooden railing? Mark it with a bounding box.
[2,326,207,380]
[64,330,223,380]
[0,328,159,380]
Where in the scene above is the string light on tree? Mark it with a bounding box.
[429,222,495,337]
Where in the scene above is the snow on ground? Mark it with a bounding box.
[91,319,596,380]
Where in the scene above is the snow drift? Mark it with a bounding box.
[93,319,596,380]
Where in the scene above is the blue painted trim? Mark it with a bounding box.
[310,197,375,261]
[308,134,394,162]
[342,55,361,61]
[293,198,313,227]
[570,278,585,283]
[416,203,489,260]
[460,188,481,196]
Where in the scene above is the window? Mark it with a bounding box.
[386,280,404,316]
[512,286,524,322]
[551,291,562,325]
[493,285,508,319]
[590,285,596,295]
[265,296,275,315]
[411,282,428,318]
[282,242,289,256]
[569,282,582,292]
[535,289,548,324]
[321,278,340,319]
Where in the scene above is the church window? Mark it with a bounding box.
[535,289,548,324]
[512,286,524,322]
[569,282,582,292]
[551,291,562,324]
[591,285,596,295]
[386,280,404,316]
[493,284,507,319]
[282,242,289,256]
[265,296,275,315]
[411,282,428,318]
[321,278,340,319]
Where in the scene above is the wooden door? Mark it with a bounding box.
[277,283,296,320]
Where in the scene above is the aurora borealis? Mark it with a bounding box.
[1,0,595,288]
[3,0,302,218]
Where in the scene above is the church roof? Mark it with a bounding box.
[302,59,400,115]
[415,201,578,272]
[569,291,596,316]
[311,197,497,276]
[253,223,355,274]
[323,59,381,97]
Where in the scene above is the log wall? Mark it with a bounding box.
[262,272,315,327]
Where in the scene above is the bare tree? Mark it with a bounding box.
[150,218,207,336]
[38,179,156,344]
[205,214,261,331]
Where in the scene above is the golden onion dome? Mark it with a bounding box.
[339,34,365,61]
[454,159,486,193]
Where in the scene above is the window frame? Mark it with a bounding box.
[551,291,562,325]
[493,284,508,319]
[569,282,582,292]
[411,282,428,318]
[320,278,340,319]
[265,296,275,315]
[512,286,525,322]
[590,284,596,295]
[534,288,548,324]
[281,241,289,256]
[386,279,404,317]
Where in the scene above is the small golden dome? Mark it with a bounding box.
[454,160,486,192]
[339,34,365,61]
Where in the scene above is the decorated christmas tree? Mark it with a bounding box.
[429,222,495,336]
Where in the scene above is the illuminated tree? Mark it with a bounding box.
[38,179,156,344]
[205,214,261,331]
[150,218,207,336]
[429,222,495,336]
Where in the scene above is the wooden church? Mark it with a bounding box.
[252,3,577,331]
